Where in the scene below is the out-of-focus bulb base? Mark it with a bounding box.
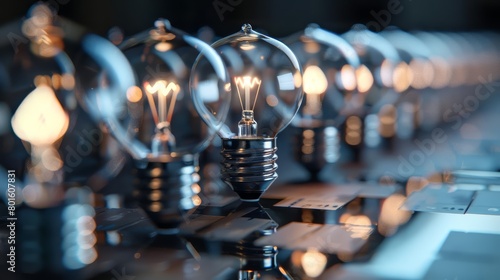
[221,138,278,201]
[293,124,340,181]
[132,155,201,229]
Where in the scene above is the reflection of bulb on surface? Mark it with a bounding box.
[355,65,374,93]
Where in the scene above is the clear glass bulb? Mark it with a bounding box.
[76,19,229,226]
[190,24,303,201]
[280,24,363,180]
[76,19,228,164]
[191,24,303,140]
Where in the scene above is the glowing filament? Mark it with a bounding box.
[143,80,181,126]
[234,76,261,112]
[234,76,261,137]
[302,65,328,117]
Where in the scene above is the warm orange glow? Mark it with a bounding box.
[409,58,434,89]
[11,85,69,146]
[155,42,172,52]
[304,41,320,54]
[294,71,303,88]
[234,76,262,112]
[61,74,75,90]
[345,116,362,145]
[240,43,255,51]
[301,249,327,278]
[356,65,374,93]
[149,202,162,212]
[191,183,201,194]
[345,215,372,226]
[338,65,357,91]
[303,65,328,95]
[378,104,396,138]
[192,195,202,206]
[380,59,394,88]
[392,62,413,93]
[266,95,278,107]
[378,194,412,236]
[302,65,328,117]
[406,176,429,196]
[41,147,63,171]
[34,75,51,86]
[126,86,143,103]
[143,80,181,125]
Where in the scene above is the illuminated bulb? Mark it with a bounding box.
[283,24,361,180]
[301,249,327,277]
[76,19,229,227]
[191,23,303,200]
[356,65,374,93]
[0,3,99,275]
[11,85,69,146]
[143,79,181,154]
[302,65,328,117]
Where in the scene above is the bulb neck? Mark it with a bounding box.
[132,155,201,228]
[238,110,258,137]
[221,138,278,201]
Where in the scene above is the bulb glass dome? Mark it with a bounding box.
[282,24,362,128]
[76,19,229,163]
[191,24,303,140]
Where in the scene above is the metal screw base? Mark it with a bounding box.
[221,138,278,201]
[133,155,200,228]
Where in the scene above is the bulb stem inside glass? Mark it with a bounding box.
[238,110,257,137]
[234,75,261,137]
[152,123,176,155]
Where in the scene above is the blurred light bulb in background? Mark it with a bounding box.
[191,24,303,201]
[0,3,98,276]
[76,19,229,227]
[342,26,403,151]
[282,24,362,181]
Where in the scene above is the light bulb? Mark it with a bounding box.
[342,26,405,147]
[0,3,77,206]
[191,24,303,201]
[281,24,362,180]
[76,19,229,227]
[0,3,98,275]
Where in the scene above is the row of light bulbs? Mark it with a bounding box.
[1,2,500,275]
[2,3,500,205]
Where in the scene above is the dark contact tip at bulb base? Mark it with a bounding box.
[221,138,278,201]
